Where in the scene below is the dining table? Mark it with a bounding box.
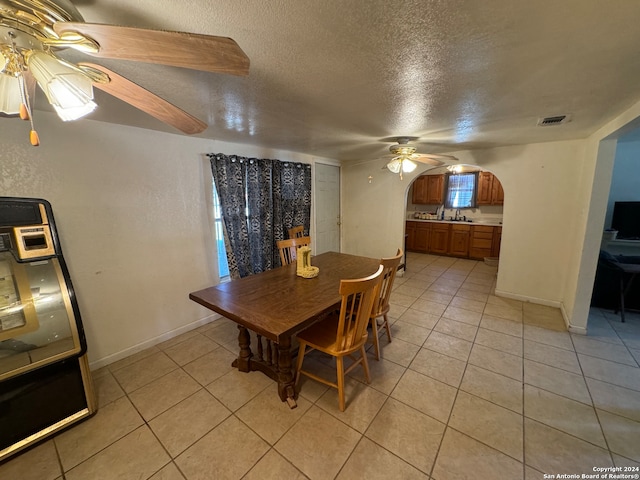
[189,251,381,408]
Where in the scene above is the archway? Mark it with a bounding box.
[404,165,505,263]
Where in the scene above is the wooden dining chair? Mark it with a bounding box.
[277,236,311,266]
[288,225,304,238]
[295,264,383,411]
[369,249,403,360]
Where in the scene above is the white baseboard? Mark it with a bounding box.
[493,289,571,330]
[88,313,222,371]
[568,324,587,335]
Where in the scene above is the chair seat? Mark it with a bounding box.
[297,315,366,355]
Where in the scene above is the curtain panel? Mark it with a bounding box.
[208,153,311,278]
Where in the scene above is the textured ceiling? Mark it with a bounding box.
[23,0,640,162]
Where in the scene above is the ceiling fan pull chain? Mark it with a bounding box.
[17,68,39,146]
[8,33,39,146]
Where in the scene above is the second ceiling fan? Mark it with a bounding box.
[384,137,457,179]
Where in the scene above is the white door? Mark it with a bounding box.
[315,163,340,254]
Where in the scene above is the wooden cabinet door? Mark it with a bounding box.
[491,177,504,205]
[412,176,429,204]
[491,226,502,257]
[477,172,504,205]
[426,175,444,204]
[449,224,470,257]
[406,222,417,251]
[430,224,450,254]
[476,172,493,205]
[414,223,431,252]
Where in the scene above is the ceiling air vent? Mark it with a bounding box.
[537,115,571,126]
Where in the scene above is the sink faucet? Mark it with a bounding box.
[455,209,461,220]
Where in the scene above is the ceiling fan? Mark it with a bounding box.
[0,0,249,145]
[384,137,458,179]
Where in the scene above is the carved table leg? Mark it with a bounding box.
[276,336,297,408]
[234,325,252,372]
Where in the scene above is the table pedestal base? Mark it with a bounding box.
[231,325,298,408]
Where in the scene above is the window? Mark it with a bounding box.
[445,173,477,209]
[212,181,230,279]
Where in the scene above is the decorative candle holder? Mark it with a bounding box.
[296,246,319,278]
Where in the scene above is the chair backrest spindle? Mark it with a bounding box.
[372,249,403,318]
[276,236,311,266]
[335,265,383,352]
[288,225,304,238]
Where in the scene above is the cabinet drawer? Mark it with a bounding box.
[472,225,494,234]
[472,231,493,240]
[471,238,492,249]
[432,224,450,232]
[469,247,492,259]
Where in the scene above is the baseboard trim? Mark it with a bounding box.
[493,289,570,330]
[568,324,587,335]
[88,313,222,370]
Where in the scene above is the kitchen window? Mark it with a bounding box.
[445,173,477,209]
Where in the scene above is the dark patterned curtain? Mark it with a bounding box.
[209,153,312,278]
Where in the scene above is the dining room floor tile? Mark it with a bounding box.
[3,253,640,480]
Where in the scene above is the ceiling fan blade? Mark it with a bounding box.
[415,153,458,161]
[55,23,249,76]
[79,63,207,135]
[414,157,445,166]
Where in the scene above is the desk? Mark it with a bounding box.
[189,251,381,407]
[618,262,640,322]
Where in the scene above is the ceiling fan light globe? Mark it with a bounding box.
[0,73,22,115]
[27,50,96,119]
[53,101,97,121]
[402,159,417,172]
[386,158,402,173]
[0,51,7,72]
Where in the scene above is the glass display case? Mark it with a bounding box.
[0,197,95,462]
[0,252,82,378]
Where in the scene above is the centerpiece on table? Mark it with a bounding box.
[296,246,319,278]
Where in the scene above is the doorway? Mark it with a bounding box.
[315,163,341,254]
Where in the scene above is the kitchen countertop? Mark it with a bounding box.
[407,218,503,227]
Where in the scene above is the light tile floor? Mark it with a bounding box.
[2,252,640,479]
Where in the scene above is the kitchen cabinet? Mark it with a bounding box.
[449,224,470,257]
[406,221,416,251]
[492,226,502,257]
[406,221,431,253]
[412,174,444,204]
[426,175,444,204]
[430,223,450,254]
[407,221,502,259]
[491,178,504,205]
[411,176,428,204]
[469,225,494,260]
[415,222,431,252]
[477,172,504,206]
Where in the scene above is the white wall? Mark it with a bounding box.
[0,113,329,369]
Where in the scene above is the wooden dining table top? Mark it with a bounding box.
[189,251,382,343]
